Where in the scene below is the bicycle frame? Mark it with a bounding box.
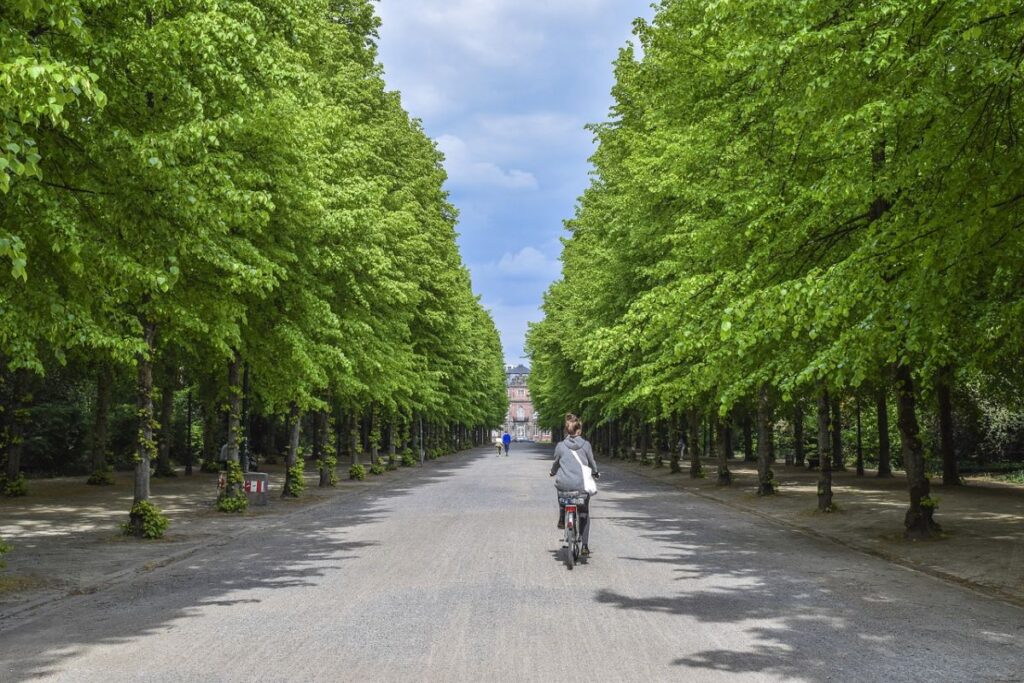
[560,493,586,569]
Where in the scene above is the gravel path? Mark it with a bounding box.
[2,443,1021,682]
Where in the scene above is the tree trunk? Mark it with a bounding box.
[369,404,379,462]
[185,390,193,475]
[855,395,864,476]
[283,402,301,497]
[937,366,959,486]
[742,412,754,461]
[240,363,251,473]
[896,364,940,539]
[155,373,176,476]
[201,391,217,468]
[669,414,682,473]
[127,322,157,536]
[716,416,732,485]
[388,419,397,465]
[756,388,775,495]
[688,411,702,478]
[90,365,112,476]
[876,386,892,477]
[222,355,242,499]
[350,410,360,465]
[317,409,332,486]
[817,387,834,512]
[793,403,805,467]
[4,368,31,482]
[831,396,845,470]
[640,421,649,464]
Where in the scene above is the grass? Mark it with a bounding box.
[993,470,1024,485]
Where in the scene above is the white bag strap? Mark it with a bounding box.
[569,447,586,470]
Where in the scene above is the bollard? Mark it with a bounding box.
[243,472,269,506]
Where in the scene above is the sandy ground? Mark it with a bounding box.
[1,444,1021,682]
[0,460,402,618]
[612,454,1024,606]
[1,448,1022,623]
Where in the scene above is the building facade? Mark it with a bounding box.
[501,364,551,442]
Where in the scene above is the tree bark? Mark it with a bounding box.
[350,410,360,465]
[855,394,864,476]
[742,412,755,461]
[222,355,242,499]
[388,419,397,466]
[669,414,682,473]
[90,365,112,476]
[793,402,805,467]
[896,364,940,539]
[128,322,157,536]
[4,368,31,482]
[817,387,834,512]
[937,366,959,486]
[716,416,732,485]
[155,371,176,476]
[688,411,703,478]
[318,409,333,487]
[640,420,649,464]
[185,390,193,475]
[283,402,301,498]
[756,387,775,495]
[831,396,845,470]
[876,385,892,477]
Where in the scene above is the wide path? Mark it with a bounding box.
[1,444,1022,682]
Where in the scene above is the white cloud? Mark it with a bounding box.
[436,134,538,190]
[481,300,545,364]
[378,1,616,69]
[497,246,560,277]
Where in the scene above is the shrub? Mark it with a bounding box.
[284,460,305,497]
[370,458,386,475]
[0,538,12,569]
[317,455,339,486]
[199,459,221,473]
[122,500,169,539]
[216,461,248,513]
[86,466,116,486]
[401,451,417,467]
[348,463,366,480]
[1,474,28,497]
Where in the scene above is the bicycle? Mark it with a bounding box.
[558,490,587,569]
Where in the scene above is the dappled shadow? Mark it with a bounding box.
[0,449,485,681]
[591,464,1024,682]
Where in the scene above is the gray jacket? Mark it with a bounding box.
[550,436,598,492]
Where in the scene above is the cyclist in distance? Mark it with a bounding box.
[549,413,599,556]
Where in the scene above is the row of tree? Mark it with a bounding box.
[0,1,507,536]
[528,0,1024,539]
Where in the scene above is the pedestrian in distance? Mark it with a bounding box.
[495,435,503,457]
[502,431,511,456]
[549,413,599,556]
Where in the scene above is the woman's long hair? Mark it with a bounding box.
[564,413,583,437]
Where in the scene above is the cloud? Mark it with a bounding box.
[436,134,538,190]
[481,300,545,364]
[497,247,560,278]
[378,1,617,69]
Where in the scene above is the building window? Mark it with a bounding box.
[516,406,525,420]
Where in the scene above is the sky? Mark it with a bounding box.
[375,0,654,365]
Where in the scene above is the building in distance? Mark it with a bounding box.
[501,364,551,442]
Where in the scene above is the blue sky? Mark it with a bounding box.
[375,0,654,364]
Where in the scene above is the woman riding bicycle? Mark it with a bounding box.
[549,413,599,556]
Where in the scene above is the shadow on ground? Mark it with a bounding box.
[590,464,1024,682]
[1,450,482,681]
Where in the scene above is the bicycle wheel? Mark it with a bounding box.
[564,513,575,569]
